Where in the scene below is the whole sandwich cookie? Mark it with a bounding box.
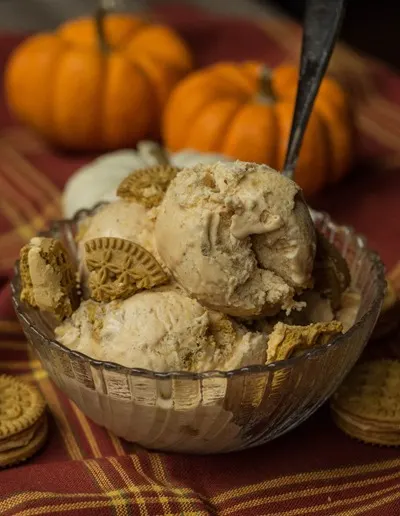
[0,375,48,467]
[330,360,400,446]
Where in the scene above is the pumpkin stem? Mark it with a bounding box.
[257,65,275,104]
[95,1,115,54]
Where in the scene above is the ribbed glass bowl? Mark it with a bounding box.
[11,207,385,454]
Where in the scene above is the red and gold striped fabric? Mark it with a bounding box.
[1,4,400,515]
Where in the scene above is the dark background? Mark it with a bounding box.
[268,0,400,68]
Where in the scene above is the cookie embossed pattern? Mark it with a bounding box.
[0,375,48,467]
[84,237,169,302]
[117,165,182,209]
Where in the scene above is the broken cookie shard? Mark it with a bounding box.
[84,237,169,302]
[117,165,181,209]
[19,237,79,320]
[267,320,343,363]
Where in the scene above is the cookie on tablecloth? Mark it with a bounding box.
[331,360,400,446]
[0,375,48,467]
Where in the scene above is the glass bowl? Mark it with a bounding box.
[11,207,385,454]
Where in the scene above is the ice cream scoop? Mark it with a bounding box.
[155,161,316,317]
[77,200,157,256]
[55,288,267,372]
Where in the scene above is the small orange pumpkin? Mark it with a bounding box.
[162,62,354,196]
[5,11,193,151]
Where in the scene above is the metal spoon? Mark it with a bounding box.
[283,0,347,180]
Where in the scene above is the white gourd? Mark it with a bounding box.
[62,141,231,218]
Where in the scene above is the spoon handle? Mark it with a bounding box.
[283,0,346,179]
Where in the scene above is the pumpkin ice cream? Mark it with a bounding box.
[155,161,316,317]
[77,200,157,257]
[55,288,267,372]
[19,160,359,377]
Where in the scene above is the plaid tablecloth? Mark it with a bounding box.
[1,4,400,515]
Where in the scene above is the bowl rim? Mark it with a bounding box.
[11,206,386,380]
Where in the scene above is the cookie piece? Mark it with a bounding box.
[20,237,79,319]
[20,244,36,308]
[85,237,169,302]
[313,231,351,310]
[0,415,48,468]
[331,360,400,446]
[371,278,399,340]
[0,375,46,440]
[267,320,343,363]
[117,166,181,209]
[266,321,342,394]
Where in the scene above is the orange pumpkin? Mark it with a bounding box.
[5,12,193,151]
[162,62,354,196]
